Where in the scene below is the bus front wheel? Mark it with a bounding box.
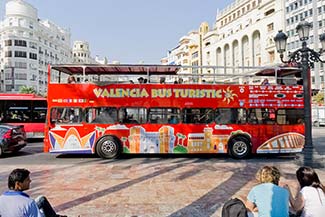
[96,136,122,159]
[228,136,251,159]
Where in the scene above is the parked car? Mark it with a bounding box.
[312,105,325,127]
[0,124,27,157]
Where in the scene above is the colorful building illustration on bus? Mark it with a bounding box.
[128,126,175,153]
[127,126,231,154]
[187,127,228,153]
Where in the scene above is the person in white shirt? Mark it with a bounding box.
[284,166,325,217]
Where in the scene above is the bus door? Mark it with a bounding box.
[48,107,90,152]
[247,108,277,151]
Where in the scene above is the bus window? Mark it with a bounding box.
[262,108,276,124]
[247,109,261,124]
[86,107,117,124]
[183,108,214,124]
[277,109,304,125]
[119,108,147,124]
[50,107,82,124]
[32,101,47,123]
[248,108,275,124]
[215,108,245,124]
[148,108,180,124]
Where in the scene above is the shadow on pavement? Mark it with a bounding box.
[168,164,259,217]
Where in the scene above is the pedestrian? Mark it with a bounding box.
[245,166,290,217]
[284,166,325,217]
[0,168,67,217]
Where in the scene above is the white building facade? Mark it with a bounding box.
[0,0,72,94]
[202,0,285,82]
[285,0,325,89]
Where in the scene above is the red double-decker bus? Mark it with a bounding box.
[44,64,305,159]
[0,93,47,138]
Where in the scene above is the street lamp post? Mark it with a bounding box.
[274,20,325,168]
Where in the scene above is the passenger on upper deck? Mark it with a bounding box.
[261,78,270,86]
[67,75,76,84]
[160,77,166,84]
[138,77,144,84]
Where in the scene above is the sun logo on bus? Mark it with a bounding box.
[223,87,238,104]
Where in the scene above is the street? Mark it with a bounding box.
[0,128,324,216]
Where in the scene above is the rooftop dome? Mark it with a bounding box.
[6,0,37,20]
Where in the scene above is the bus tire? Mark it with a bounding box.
[95,136,122,159]
[228,136,251,159]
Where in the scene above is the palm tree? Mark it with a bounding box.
[19,86,36,94]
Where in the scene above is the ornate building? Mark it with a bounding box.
[0,0,72,94]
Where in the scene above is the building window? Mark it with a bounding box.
[267,23,274,32]
[30,42,37,49]
[192,51,199,59]
[265,9,275,16]
[5,40,12,46]
[15,62,27,69]
[14,40,27,47]
[5,51,12,57]
[269,51,275,63]
[14,51,27,58]
[29,53,37,60]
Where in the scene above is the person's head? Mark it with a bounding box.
[256,166,281,185]
[296,166,325,192]
[160,77,166,84]
[67,75,76,84]
[138,77,144,83]
[144,78,148,84]
[8,168,31,191]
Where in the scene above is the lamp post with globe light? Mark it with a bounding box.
[274,20,325,167]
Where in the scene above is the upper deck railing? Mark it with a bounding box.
[48,64,302,85]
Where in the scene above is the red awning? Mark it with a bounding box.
[255,65,301,77]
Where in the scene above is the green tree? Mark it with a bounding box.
[19,86,36,94]
[312,91,324,105]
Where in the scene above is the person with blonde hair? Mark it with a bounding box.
[246,166,290,217]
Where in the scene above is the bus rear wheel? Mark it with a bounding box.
[96,136,122,159]
[228,136,251,159]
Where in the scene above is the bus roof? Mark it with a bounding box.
[0,93,45,100]
[255,65,301,77]
[50,64,181,76]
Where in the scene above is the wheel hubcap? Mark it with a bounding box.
[101,140,116,154]
[233,141,247,156]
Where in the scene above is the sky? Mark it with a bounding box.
[1,0,234,64]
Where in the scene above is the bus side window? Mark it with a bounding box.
[248,109,258,124]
